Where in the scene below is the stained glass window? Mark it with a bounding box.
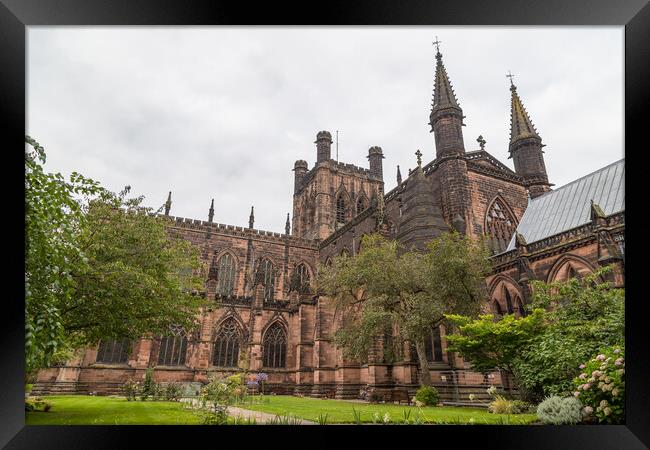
[213,318,242,367]
[217,253,236,297]
[96,338,130,364]
[263,323,286,368]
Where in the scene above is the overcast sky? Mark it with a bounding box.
[28,27,623,233]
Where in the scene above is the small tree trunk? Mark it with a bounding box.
[415,339,432,386]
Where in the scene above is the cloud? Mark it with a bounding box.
[27,26,623,232]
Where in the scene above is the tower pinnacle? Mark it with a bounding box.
[208,198,214,223]
[164,191,172,216]
[249,206,255,229]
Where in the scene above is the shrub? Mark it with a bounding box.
[140,368,155,401]
[415,386,439,406]
[25,397,52,412]
[488,394,514,414]
[536,396,582,425]
[164,382,183,401]
[572,346,625,424]
[122,379,140,401]
[510,400,532,415]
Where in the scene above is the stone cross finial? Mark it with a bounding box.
[432,36,442,54]
[415,149,422,167]
[477,135,486,150]
[506,71,516,90]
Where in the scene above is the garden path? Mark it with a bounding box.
[180,398,316,425]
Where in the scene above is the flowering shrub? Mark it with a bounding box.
[415,386,439,406]
[572,346,624,424]
[122,378,140,401]
[536,396,583,425]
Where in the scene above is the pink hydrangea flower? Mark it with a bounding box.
[613,349,620,354]
[583,406,593,415]
[592,370,602,377]
[579,364,586,369]
[596,354,606,361]
[573,391,580,397]
[615,358,624,366]
[579,373,587,379]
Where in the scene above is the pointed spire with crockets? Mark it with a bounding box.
[285,213,291,235]
[208,199,214,223]
[508,74,541,147]
[164,191,172,216]
[249,206,255,229]
[430,47,461,116]
[428,38,465,158]
[396,165,402,184]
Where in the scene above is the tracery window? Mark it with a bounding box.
[216,253,236,297]
[96,338,130,364]
[356,197,367,215]
[424,326,444,362]
[158,325,188,366]
[294,263,311,293]
[257,259,275,302]
[485,198,517,254]
[336,194,347,225]
[213,318,243,367]
[262,323,287,368]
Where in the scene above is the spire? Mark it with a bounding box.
[509,78,541,146]
[285,213,290,235]
[249,206,255,229]
[430,44,461,118]
[164,191,172,216]
[396,165,402,184]
[208,198,214,223]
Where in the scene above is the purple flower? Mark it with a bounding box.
[246,380,259,388]
[256,372,269,382]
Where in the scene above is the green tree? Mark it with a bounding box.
[25,136,205,378]
[319,232,490,386]
[445,309,546,380]
[513,267,624,401]
[445,266,624,402]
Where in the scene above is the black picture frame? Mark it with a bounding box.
[2,0,647,448]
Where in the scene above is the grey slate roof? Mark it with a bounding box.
[506,159,625,251]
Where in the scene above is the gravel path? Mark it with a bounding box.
[180,398,315,425]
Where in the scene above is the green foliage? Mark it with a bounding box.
[319,232,490,384]
[25,136,205,376]
[164,382,183,401]
[25,397,52,412]
[536,396,583,425]
[122,378,140,401]
[513,268,624,401]
[140,368,155,401]
[352,407,362,424]
[510,400,532,415]
[266,414,303,425]
[445,309,546,374]
[317,413,329,425]
[488,395,514,414]
[415,386,439,406]
[572,346,625,424]
[446,267,624,403]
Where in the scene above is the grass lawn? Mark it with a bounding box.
[25,395,538,425]
[236,395,538,424]
[26,395,202,425]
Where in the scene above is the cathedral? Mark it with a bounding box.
[34,45,625,401]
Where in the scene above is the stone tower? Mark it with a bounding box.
[429,47,472,231]
[292,131,384,240]
[508,80,551,198]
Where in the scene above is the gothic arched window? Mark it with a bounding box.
[424,326,444,362]
[356,197,367,215]
[341,248,350,258]
[158,325,188,366]
[485,198,517,254]
[503,286,515,315]
[263,323,287,368]
[336,194,347,225]
[96,338,130,364]
[257,259,275,302]
[213,318,243,367]
[216,253,236,297]
[493,300,504,317]
[294,263,311,293]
